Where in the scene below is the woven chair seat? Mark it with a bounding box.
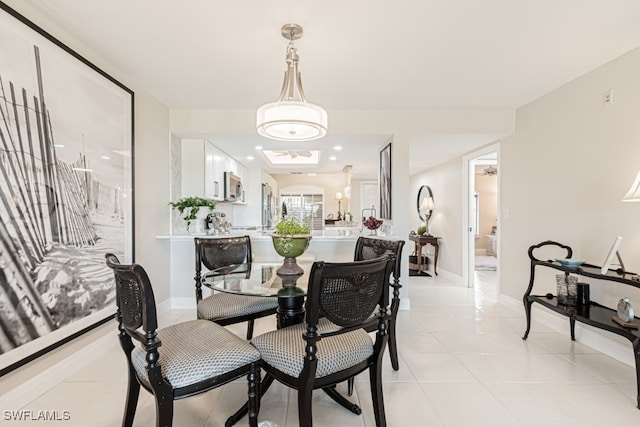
[251,318,373,379]
[132,320,260,388]
[197,293,278,321]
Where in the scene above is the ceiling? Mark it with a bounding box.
[19,0,640,179]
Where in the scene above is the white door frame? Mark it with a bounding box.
[462,143,501,288]
[360,181,378,221]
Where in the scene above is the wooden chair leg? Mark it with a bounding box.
[388,313,399,371]
[226,373,275,427]
[246,319,255,340]
[388,287,402,370]
[369,363,387,427]
[298,383,314,427]
[122,370,140,427]
[247,363,260,427]
[155,392,174,427]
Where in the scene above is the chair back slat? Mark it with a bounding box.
[306,256,394,328]
[105,253,158,338]
[195,236,252,271]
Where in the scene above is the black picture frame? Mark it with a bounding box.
[379,142,392,219]
[0,1,134,375]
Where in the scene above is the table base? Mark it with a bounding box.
[277,295,305,328]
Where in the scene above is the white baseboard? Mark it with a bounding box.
[500,294,635,367]
[157,298,173,313]
[170,297,196,310]
[435,268,462,282]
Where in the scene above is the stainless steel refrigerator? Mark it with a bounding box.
[261,183,275,229]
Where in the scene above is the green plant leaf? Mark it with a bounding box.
[169,196,216,227]
[273,214,311,235]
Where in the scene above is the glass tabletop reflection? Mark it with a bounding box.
[201,262,311,297]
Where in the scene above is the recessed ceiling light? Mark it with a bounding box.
[101,155,110,160]
[329,156,337,161]
[247,156,254,160]
[334,145,342,151]
[54,144,64,148]
[307,173,316,176]
[255,145,263,150]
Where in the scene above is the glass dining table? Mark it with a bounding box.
[201,261,312,328]
[204,261,364,427]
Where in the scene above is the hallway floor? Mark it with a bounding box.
[1,271,639,426]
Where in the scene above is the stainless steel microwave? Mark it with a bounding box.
[224,172,243,201]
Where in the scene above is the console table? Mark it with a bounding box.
[522,240,640,408]
[409,234,440,276]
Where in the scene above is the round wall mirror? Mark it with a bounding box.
[417,185,434,221]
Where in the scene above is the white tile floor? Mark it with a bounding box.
[2,271,640,426]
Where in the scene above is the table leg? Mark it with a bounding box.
[414,241,431,277]
[433,242,439,275]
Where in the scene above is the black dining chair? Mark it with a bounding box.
[105,253,261,427]
[194,236,278,339]
[250,255,395,427]
[347,237,405,396]
[354,237,406,369]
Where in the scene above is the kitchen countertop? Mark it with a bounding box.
[157,229,395,240]
[158,230,361,240]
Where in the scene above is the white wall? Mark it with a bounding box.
[501,46,640,311]
[133,92,172,302]
[410,157,465,277]
[410,45,640,310]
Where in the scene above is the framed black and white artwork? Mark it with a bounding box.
[0,2,134,375]
[379,142,392,220]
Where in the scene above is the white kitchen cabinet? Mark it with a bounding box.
[209,144,225,201]
[227,157,240,176]
[181,138,233,202]
[180,138,249,203]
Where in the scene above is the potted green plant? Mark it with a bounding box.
[271,214,312,276]
[169,196,216,233]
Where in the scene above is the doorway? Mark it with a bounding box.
[462,144,500,290]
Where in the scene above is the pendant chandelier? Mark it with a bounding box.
[256,24,328,142]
